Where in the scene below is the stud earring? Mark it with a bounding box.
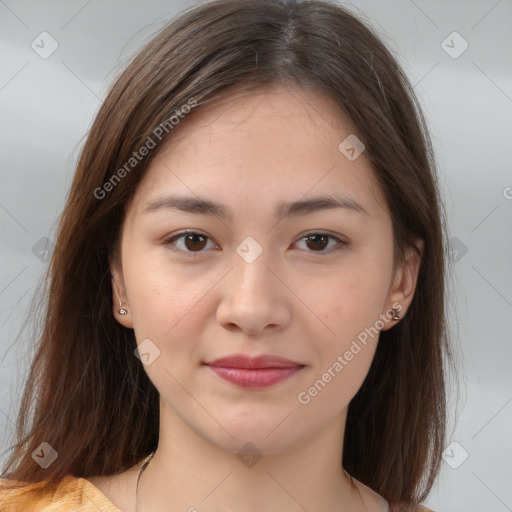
[390,308,400,321]
[113,279,128,315]
[119,298,128,316]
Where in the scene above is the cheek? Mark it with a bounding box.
[310,263,390,338]
[295,276,382,413]
[123,255,206,342]
[299,256,391,391]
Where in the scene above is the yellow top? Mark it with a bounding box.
[0,475,122,512]
[0,475,435,511]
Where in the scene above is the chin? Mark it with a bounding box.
[199,418,310,458]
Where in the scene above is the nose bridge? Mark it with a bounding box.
[230,234,274,295]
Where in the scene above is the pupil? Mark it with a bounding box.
[307,235,328,251]
[185,234,206,251]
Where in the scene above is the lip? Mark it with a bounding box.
[203,354,305,389]
[206,354,303,369]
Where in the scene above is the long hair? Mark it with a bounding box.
[1,0,453,508]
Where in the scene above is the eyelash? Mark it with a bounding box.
[163,230,348,257]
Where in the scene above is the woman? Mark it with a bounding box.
[0,0,452,510]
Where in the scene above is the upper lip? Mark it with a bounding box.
[204,354,304,369]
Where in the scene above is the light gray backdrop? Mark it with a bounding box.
[1,1,511,510]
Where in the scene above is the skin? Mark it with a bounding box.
[88,83,423,512]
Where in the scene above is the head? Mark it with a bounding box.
[2,0,450,507]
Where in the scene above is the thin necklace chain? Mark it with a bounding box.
[135,453,369,511]
[135,451,155,512]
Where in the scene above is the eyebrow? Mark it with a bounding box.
[143,193,370,220]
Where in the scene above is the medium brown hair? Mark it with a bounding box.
[1,0,453,508]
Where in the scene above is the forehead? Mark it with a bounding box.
[164,83,356,156]
[128,84,389,220]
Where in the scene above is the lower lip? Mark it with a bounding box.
[207,365,303,388]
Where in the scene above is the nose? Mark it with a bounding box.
[216,245,291,336]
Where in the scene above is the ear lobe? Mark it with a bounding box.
[110,262,133,329]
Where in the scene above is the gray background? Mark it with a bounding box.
[1,1,511,510]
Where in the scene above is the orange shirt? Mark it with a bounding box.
[0,475,435,511]
[0,475,121,512]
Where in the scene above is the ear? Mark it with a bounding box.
[380,238,424,331]
[110,258,134,329]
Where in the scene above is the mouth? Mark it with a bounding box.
[203,354,306,389]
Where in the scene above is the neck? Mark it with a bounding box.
[135,401,366,512]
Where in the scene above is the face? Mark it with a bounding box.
[111,83,422,455]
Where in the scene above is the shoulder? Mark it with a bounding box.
[0,475,122,512]
[349,475,435,512]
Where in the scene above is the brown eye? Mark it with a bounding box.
[304,234,329,251]
[165,231,217,255]
[182,233,208,251]
[296,232,348,254]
